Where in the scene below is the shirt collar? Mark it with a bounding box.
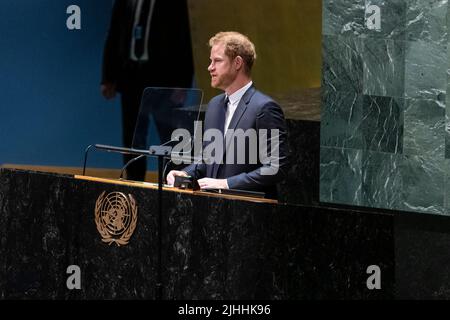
[228,81,253,105]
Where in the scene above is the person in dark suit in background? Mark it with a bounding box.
[101,0,194,181]
[167,31,289,199]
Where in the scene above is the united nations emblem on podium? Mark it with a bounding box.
[95,191,138,246]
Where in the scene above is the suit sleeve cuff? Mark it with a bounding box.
[226,173,246,189]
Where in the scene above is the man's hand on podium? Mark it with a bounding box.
[167,170,228,190]
[197,178,228,190]
[167,170,188,186]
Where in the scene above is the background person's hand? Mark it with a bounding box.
[101,83,117,99]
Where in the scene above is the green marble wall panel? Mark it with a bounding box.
[321,0,450,216]
[362,151,446,214]
[401,155,445,214]
[405,0,447,44]
[362,151,402,209]
[322,35,363,93]
[444,159,450,211]
[323,0,365,36]
[445,8,450,159]
[361,95,404,153]
[404,98,445,157]
[362,39,405,97]
[445,42,450,159]
[363,0,406,39]
[320,89,363,148]
[404,40,446,100]
[446,108,450,158]
[320,147,362,206]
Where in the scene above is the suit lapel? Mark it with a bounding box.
[217,93,228,133]
[224,86,256,153]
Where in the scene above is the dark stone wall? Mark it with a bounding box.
[278,119,320,206]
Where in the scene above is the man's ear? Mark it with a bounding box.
[234,56,244,71]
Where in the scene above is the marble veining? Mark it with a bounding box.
[320,147,362,206]
[361,95,404,153]
[321,89,363,149]
[362,151,402,209]
[403,98,445,157]
[404,40,446,100]
[401,154,445,214]
[323,0,365,36]
[322,35,364,94]
[363,0,407,39]
[405,0,448,44]
[362,38,405,98]
[321,0,450,216]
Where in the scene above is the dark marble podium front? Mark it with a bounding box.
[0,168,393,299]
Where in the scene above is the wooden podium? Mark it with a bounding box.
[0,168,393,299]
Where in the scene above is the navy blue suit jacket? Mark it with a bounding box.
[184,85,289,199]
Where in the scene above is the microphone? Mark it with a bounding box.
[162,157,175,185]
[94,144,151,156]
[118,137,181,181]
[83,138,182,178]
[82,143,152,176]
[82,144,149,176]
[119,154,146,180]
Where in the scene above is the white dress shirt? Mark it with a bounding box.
[224,81,253,135]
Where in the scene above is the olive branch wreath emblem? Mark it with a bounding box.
[95,191,138,246]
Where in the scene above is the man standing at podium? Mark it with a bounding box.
[167,31,289,199]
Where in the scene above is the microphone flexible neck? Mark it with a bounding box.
[119,154,146,180]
